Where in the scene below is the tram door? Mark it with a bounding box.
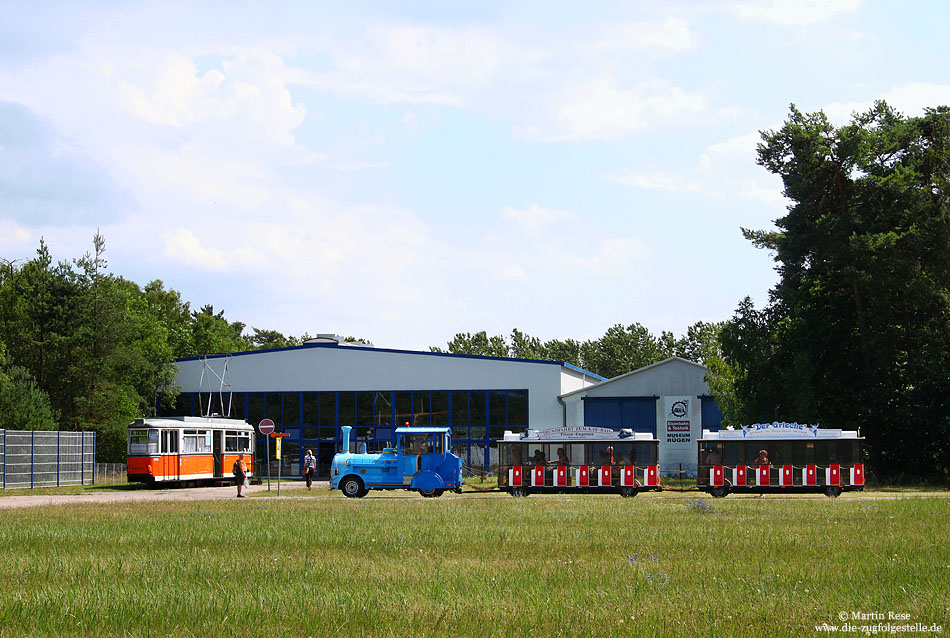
[213,431,224,478]
[161,430,179,481]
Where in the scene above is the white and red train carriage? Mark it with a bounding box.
[497,427,660,497]
[127,416,255,486]
[698,422,865,498]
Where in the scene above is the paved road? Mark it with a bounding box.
[1,483,945,509]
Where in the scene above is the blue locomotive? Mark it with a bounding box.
[329,425,463,498]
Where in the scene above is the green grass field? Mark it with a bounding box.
[0,491,947,637]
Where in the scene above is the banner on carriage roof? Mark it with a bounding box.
[539,426,615,438]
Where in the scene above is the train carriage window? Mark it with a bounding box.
[792,442,809,465]
[567,443,584,466]
[526,443,546,466]
[613,443,634,466]
[635,442,657,465]
[501,444,524,466]
[723,442,741,466]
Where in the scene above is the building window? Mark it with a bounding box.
[451,391,468,425]
[470,391,487,426]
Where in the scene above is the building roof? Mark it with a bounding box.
[559,356,707,399]
[176,340,606,381]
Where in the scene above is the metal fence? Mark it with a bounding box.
[0,430,96,488]
[95,463,127,484]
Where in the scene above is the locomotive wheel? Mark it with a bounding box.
[341,477,366,498]
[419,488,444,498]
[619,486,637,498]
[511,486,529,498]
[824,486,842,498]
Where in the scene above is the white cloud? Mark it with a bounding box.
[595,18,699,54]
[607,131,785,208]
[499,203,575,233]
[521,76,708,142]
[824,83,950,123]
[0,220,31,248]
[731,0,860,25]
[115,52,306,147]
[604,169,699,192]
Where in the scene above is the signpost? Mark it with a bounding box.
[271,432,289,496]
[259,419,275,490]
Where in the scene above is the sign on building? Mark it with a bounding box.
[659,396,700,476]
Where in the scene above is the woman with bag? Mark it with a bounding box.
[233,453,249,498]
[302,449,317,490]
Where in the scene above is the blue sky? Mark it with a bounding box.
[2,1,949,350]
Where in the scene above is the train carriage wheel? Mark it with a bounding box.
[620,486,637,498]
[709,485,729,498]
[341,477,366,498]
[511,486,529,498]
[824,486,842,498]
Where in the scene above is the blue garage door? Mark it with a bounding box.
[700,395,723,431]
[583,397,657,436]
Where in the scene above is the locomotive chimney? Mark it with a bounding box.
[341,425,352,454]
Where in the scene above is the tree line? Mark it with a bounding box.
[0,233,320,460]
[0,102,946,479]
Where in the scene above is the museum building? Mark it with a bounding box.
[163,336,722,476]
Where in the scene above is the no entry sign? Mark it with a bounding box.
[259,418,275,435]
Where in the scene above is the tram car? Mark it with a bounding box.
[127,416,255,486]
[497,427,661,497]
[697,422,865,498]
[329,425,463,498]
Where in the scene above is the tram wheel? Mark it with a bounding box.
[709,486,729,498]
[620,487,637,498]
[341,477,366,498]
[824,486,842,498]
[511,486,529,498]
[419,488,444,498]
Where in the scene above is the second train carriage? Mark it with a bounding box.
[497,427,661,497]
[697,422,865,498]
[127,416,255,486]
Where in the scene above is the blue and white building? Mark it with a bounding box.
[167,336,721,476]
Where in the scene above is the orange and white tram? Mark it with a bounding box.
[127,416,255,486]
[498,427,661,497]
[698,422,865,498]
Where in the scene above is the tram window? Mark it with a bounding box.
[183,430,198,453]
[225,431,251,452]
[129,429,154,455]
[183,430,212,453]
[161,430,179,454]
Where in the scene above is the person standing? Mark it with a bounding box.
[233,453,249,498]
[302,449,317,490]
